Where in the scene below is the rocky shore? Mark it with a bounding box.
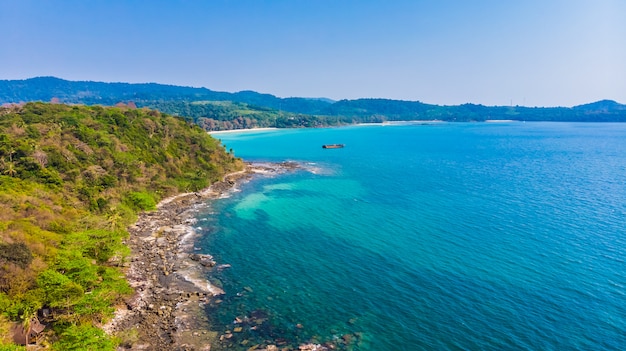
[104,162,301,350]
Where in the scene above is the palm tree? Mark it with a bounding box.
[2,160,17,177]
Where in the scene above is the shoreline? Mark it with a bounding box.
[104,162,301,350]
[207,119,449,135]
[207,121,447,135]
[208,127,280,135]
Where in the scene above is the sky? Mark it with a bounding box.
[0,0,625,107]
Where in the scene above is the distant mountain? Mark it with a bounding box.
[573,99,626,112]
[1,77,625,126]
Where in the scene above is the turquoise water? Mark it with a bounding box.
[197,123,626,350]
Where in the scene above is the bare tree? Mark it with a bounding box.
[32,149,48,168]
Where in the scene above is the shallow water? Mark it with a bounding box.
[197,123,626,350]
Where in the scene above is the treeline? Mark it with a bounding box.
[0,103,242,349]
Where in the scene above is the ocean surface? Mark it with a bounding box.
[196,122,626,350]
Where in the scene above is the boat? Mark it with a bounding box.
[322,144,345,149]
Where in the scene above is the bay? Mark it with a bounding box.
[197,122,626,350]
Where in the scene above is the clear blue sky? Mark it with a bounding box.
[1,0,624,107]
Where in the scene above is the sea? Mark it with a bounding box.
[195,122,626,350]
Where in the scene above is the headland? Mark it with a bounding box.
[104,162,301,350]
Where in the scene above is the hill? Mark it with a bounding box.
[0,102,242,349]
[0,77,332,115]
[318,98,626,122]
[1,77,625,126]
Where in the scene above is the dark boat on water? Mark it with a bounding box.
[322,144,345,149]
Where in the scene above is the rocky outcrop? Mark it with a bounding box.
[104,162,301,351]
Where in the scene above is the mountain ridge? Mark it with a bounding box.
[0,77,333,115]
[1,77,625,125]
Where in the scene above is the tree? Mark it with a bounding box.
[1,159,17,177]
[53,324,115,351]
[36,270,84,310]
[32,149,48,168]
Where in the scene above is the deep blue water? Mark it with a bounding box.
[197,123,626,350]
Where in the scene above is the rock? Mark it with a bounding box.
[299,344,328,351]
[233,327,243,333]
[341,334,353,344]
[102,163,302,351]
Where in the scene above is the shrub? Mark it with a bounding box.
[124,191,156,211]
[52,324,115,351]
[0,243,32,269]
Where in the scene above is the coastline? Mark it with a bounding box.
[209,127,280,135]
[208,121,447,135]
[484,119,518,123]
[104,162,300,350]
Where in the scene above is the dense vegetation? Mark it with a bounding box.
[318,98,626,122]
[142,100,339,130]
[0,103,243,349]
[1,77,626,131]
[0,77,332,116]
[127,98,626,127]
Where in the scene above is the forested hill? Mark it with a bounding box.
[318,98,626,122]
[0,77,331,115]
[0,102,242,349]
[1,77,625,128]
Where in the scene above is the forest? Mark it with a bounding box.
[0,102,242,349]
[2,77,625,131]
